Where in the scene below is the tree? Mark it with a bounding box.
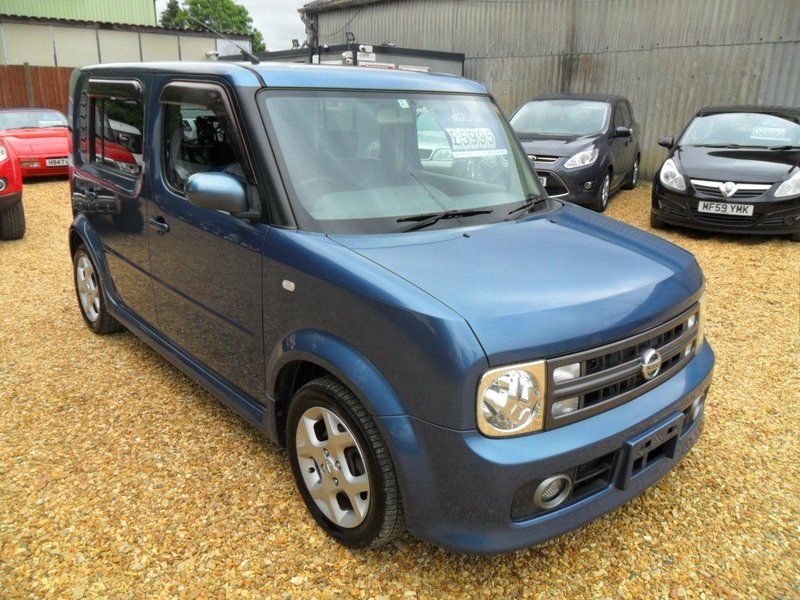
[159,0,266,53]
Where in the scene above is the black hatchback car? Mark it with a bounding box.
[651,106,800,240]
[509,94,640,212]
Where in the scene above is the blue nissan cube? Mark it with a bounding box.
[68,61,714,554]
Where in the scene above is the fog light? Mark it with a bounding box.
[583,181,593,190]
[533,474,573,509]
[552,397,579,417]
[0,178,6,192]
[690,395,704,422]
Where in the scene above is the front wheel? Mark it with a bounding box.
[73,244,123,334]
[0,201,26,240]
[591,171,611,212]
[286,377,404,548]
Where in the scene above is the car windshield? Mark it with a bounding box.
[510,100,610,136]
[260,90,544,234]
[680,112,800,148]
[0,110,67,130]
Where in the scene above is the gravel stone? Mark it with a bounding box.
[1,180,798,598]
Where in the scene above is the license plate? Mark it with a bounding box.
[697,200,753,216]
[538,176,547,187]
[46,158,69,167]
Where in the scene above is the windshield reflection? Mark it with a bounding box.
[260,91,542,234]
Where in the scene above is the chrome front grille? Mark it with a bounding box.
[546,304,701,428]
[528,154,559,164]
[690,179,770,199]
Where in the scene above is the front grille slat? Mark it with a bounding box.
[547,304,700,429]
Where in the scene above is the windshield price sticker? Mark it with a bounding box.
[446,127,496,151]
[751,126,788,140]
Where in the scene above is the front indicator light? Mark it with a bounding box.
[21,160,41,168]
[552,397,579,417]
[477,361,546,437]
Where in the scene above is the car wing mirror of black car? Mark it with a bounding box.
[185,172,250,216]
[614,126,632,138]
[658,136,675,148]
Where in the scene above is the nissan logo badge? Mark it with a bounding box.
[640,348,662,380]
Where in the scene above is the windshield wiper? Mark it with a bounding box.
[397,209,493,232]
[507,194,546,219]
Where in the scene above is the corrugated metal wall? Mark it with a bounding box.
[310,0,800,177]
[0,0,156,26]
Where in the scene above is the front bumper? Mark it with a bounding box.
[533,160,604,205]
[379,341,714,554]
[652,182,800,236]
[19,157,69,178]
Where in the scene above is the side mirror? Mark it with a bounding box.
[614,126,632,138]
[658,136,675,148]
[185,172,248,214]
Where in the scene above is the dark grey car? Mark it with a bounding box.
[510,94,641,211]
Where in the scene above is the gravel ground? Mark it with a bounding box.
[1,180,798,599]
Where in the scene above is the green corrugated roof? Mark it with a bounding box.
[1,0,156,26]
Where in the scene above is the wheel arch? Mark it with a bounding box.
[266,330,406,447]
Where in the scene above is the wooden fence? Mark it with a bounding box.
[0,64,73,113]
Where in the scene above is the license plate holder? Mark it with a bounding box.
[697,200,753,216]
[618,412,684,489]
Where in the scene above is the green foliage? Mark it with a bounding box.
[159,0,266,53]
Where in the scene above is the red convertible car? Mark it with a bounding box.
[0,136,24,239]
[0,108,71,178]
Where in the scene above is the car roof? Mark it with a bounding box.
[522,93,627,105]
[76,61,488,94]
[696,105,800,117]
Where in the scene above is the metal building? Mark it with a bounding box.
[300,0,800,177]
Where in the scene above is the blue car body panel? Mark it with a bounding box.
[68,61,714,554]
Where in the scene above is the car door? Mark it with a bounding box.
[147,79,269,400]
[71,78,157,325]
[608,102,630,189]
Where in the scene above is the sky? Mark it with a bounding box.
[154,0,309,52]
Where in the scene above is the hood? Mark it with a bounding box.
[674,145,799,183]
[332,204,703,365]
[517,134,598,159]
[2,127,69,157]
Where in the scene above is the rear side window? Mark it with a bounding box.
[82,79,143,179]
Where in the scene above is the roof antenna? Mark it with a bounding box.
[184,15,260,65]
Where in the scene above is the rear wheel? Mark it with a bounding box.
[73,244,123,334]
[623,156,640,189]
[0,201,25,240]
[591,171,611,212]
[286,376,404,548]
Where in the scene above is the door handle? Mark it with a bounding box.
[148,216,170,235]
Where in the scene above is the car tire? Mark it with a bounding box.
[591,171,611,212]
[286,376,404,549]
[0,201,26,240]
[623,155,640,189]
[650,213,668,230]
[72,244,123,334]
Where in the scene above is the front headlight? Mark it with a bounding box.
[431,148,452,160]
[659,158,686,192]
[775,169,800,198]
[0,143,7,162]
[477,361,546,437]
[564,148,599,169]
